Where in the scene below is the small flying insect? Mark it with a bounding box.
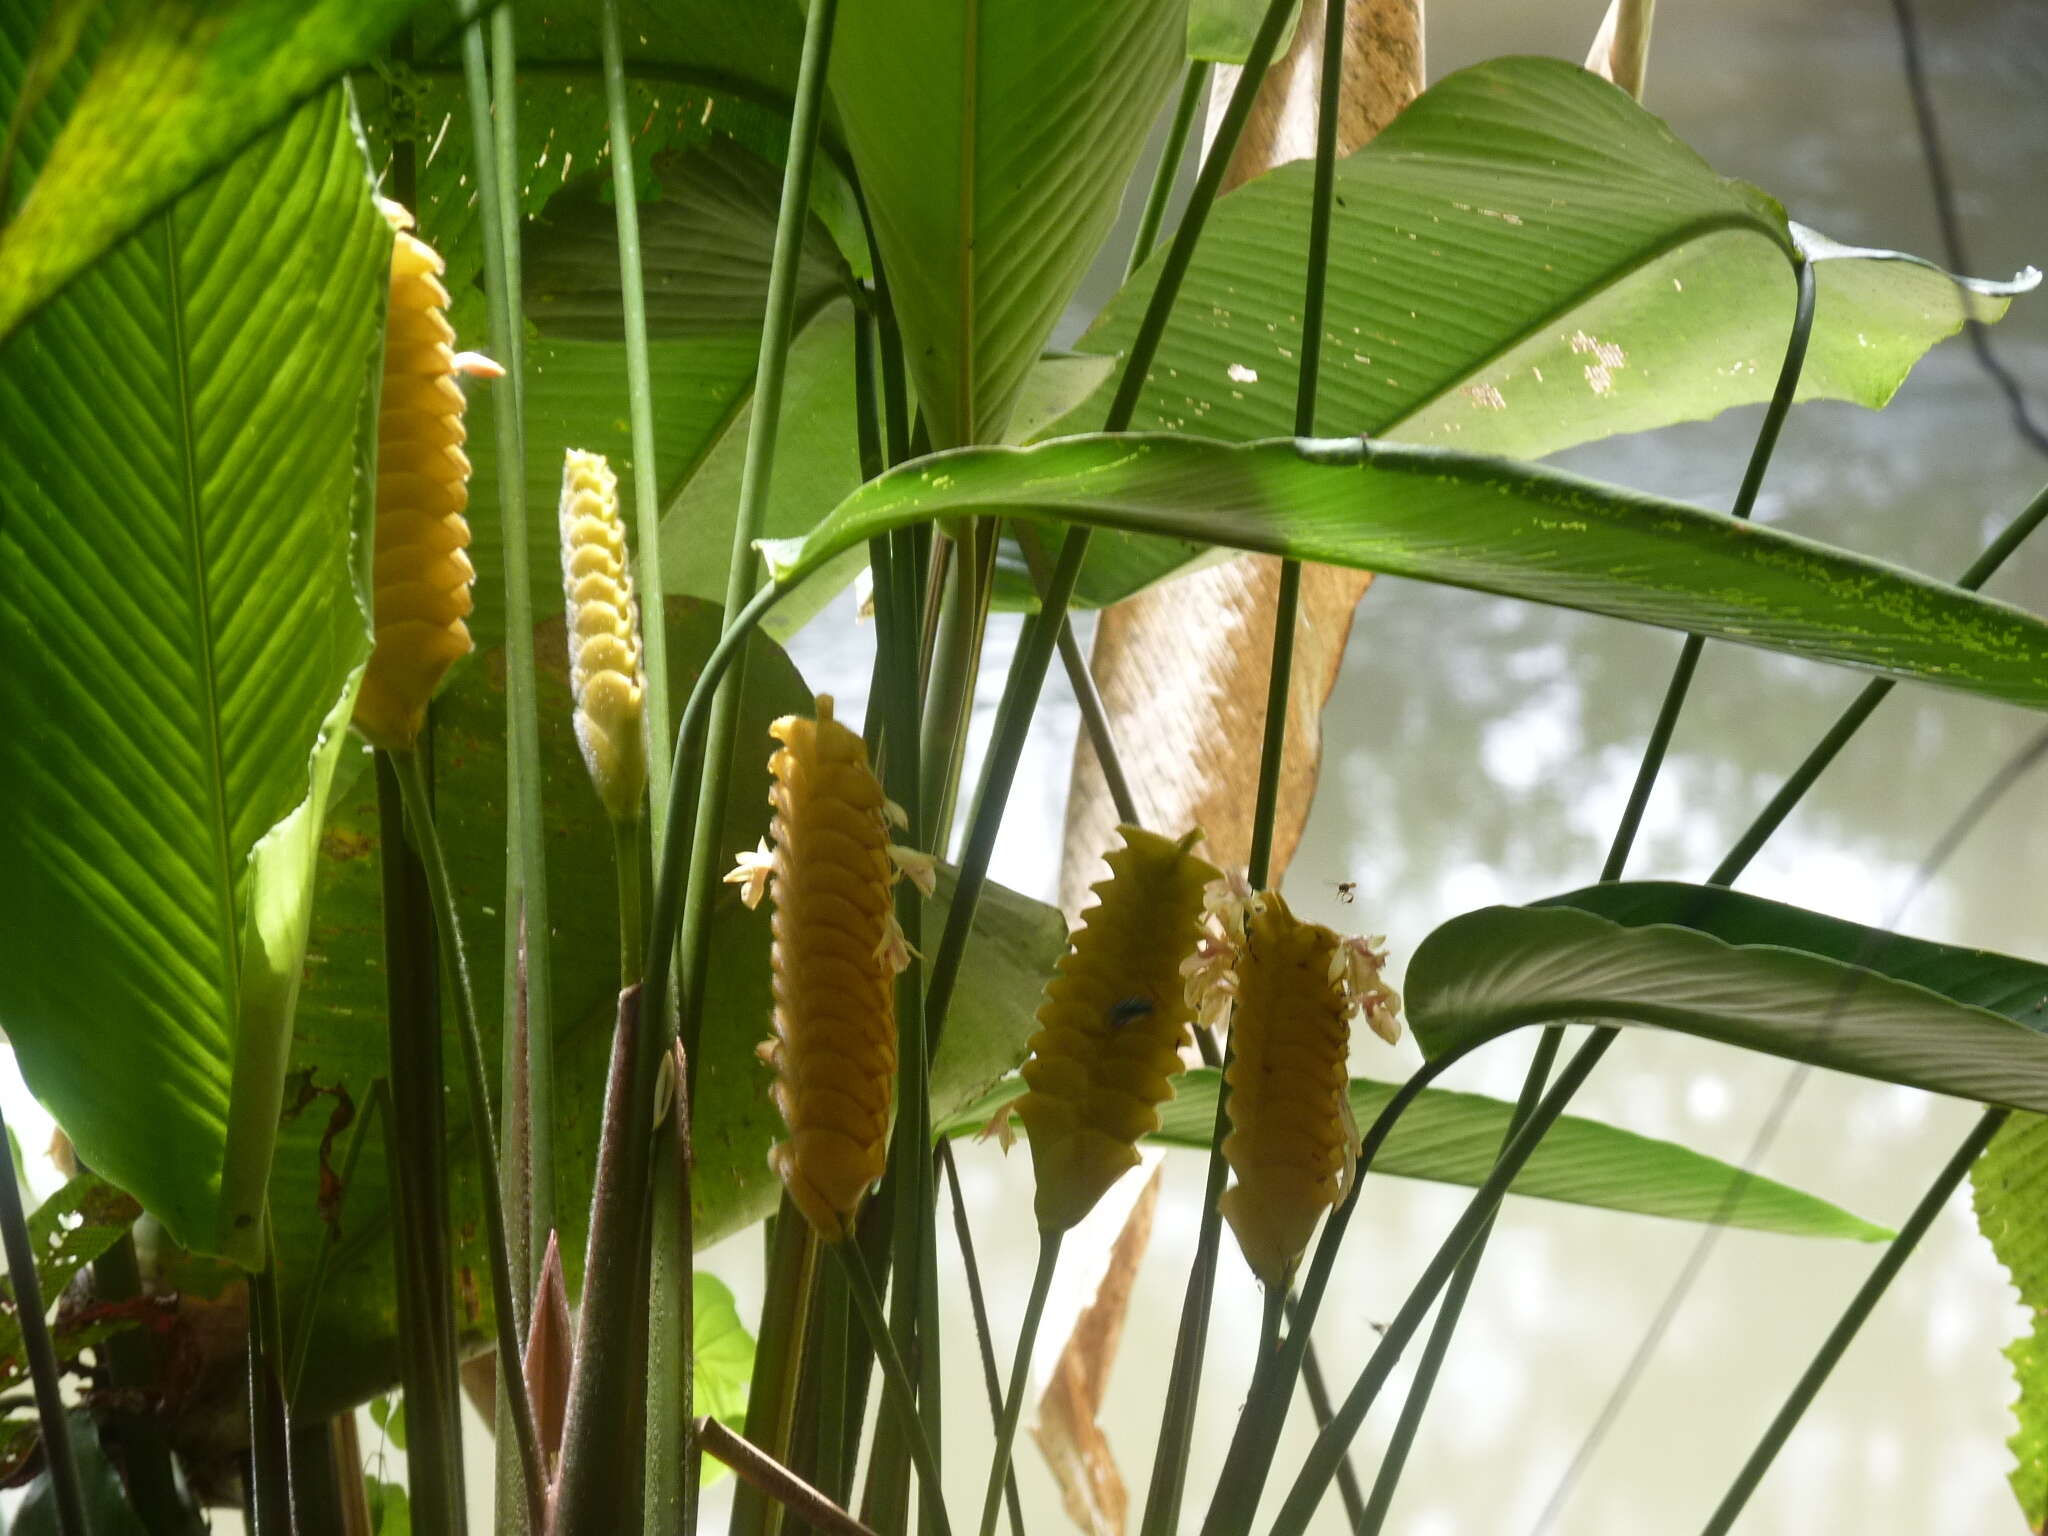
[1107,996,1156,1031]
[1333,880,1357,904]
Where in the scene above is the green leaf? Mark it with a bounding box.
[1973,1113,2048,1530]
[1407,903,2048,1112]
[691,1271,754,1486]
[1048,55,2036,606]
[522,144,851,342]
[828,0,1186,445]
[764,433,2048,712]
[365,1476,412,1536]
[1538,882,2048,1029]
[945,1068,1887,1240]
[277,601,1065,1415]
[0,0,416,341]
[12,1412,149,1536]
[0,74,385,1265]
[1187,0,1299,64]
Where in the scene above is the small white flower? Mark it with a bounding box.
[723,838,775,910]
[1332,933,1403,1045]
[854,565,876,622]
[888,844,938,897]
[883,796,911,831]
[875,912,922,974]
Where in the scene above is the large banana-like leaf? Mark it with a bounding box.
[945,1069,1888,1241]
[1039,55,2038,607]
[0,77,385,1265]
[763,433,2048,710]
[0,0,416,341]
[1407,901,2048,1112]
[828,0,1186,446]
[1972,1113,2048,1530]
[277,602,1064,1415]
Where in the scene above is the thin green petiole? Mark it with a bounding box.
[388,749,549,1531]
[1697,1107,2007,1535]
[614,818,645,987]
[0,1097,85,1536]
[836,1238,954,1536]
[1342,257,1820,1533]
[1127,60,1212,279]
[922,0,1298,1060]
[676,0,839,1066]
[942,1144,1025,1536]
[1149,1,1347,1527]
[1265,1033,1616,1536]
[600,0,674,843]
[456,0,556,1268]
[978,1234,1063,1536]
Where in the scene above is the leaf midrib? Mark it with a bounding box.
[161,207,241,1021]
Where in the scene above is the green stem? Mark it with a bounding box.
[924,0,1294,1053]
[1149,6,1344,1527]
[836,1240,953,1536]
[978,1235,1062,1536]
[1288,1294,1366,1530]
[1697,1108,2007,1536]
[677,0,839,1062]
[1343,258,1822,1530]
[733,1206,819,1536]
[599,0,673,836]
[1265,1034,1616,1536]
[616,818,646,987]
[647,1036,697,1536]
[246,1264,291,1536]
[1354,1031,1559,1536]
[1013,525,1140,826]
[1710,475,2048,885]
[0,1099,85,1536]
[1127,61,1212,279]
[390,750,549,1530]
[1196,1042,1485,1536]
[942,1146,1024,1536]
[1604,260,1815,879]
[373,750,464,1536]
[457,0,556,1267]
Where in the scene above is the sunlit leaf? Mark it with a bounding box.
[766,433,2048,712]
[0,65,384,1264]
[0,0,415,340]
[1043,56,2037,607]
[1408,902,2048,1112]
[828,0,1185,445]
[948,1068,1887,1240]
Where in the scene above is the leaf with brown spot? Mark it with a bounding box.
[1063,0,1418,910]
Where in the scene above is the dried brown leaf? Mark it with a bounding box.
[1032,1165,1164,1536]
[1585,0,1655,101]
[1064,1,1422,917]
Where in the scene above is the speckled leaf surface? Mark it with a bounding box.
[766,433,2048,712]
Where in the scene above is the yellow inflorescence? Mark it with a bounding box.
[558,450,646,822]
[752,696,904,1242]
[1217,892,1360,1287]
[1012,826,1220,1233]
[353,201,490,752]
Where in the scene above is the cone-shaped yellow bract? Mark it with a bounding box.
[558,450,646,822]
[1014,826,1219,1233]
[756,696,902,1241]
[353,201,481,751]
[1218,892,1358,1287]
